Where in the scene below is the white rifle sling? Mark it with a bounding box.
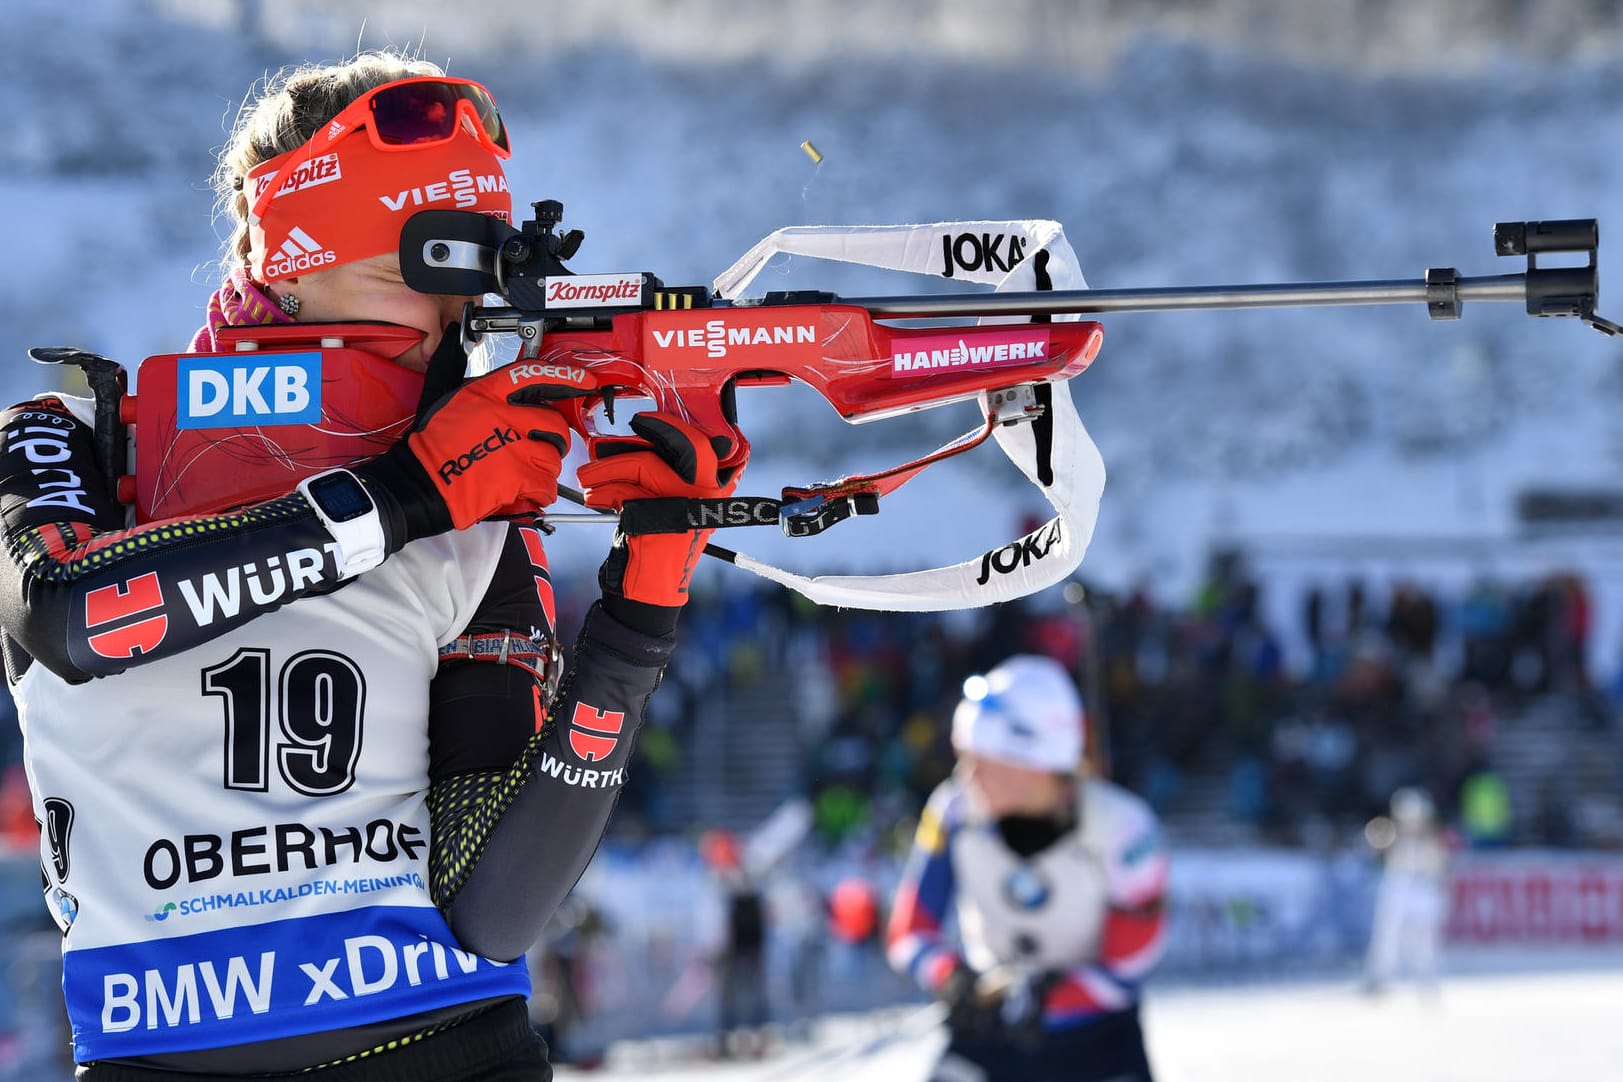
[713,221,1106,612]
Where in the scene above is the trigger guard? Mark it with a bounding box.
[716,425,749,474]
[570,386,748,479]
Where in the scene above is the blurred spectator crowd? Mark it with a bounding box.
[0,547,1610,862]
[579,550,1623,857]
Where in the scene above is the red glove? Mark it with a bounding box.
[577,412,747,614]
[355,327,583,541]
[406,359,583,528]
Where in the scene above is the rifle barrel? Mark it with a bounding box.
[850,273,1530,317]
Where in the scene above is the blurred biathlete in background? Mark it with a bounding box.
[0,50,741,1080]
[888,655,1168,1082]
[1362,787,1450,996]
[699,829,771,1058]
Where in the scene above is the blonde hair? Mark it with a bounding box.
[212,50,447,281]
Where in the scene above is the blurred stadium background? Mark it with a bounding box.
[6,0,1623,1077]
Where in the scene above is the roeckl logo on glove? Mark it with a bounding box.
[507,363,587,386]
[438,425,519,484]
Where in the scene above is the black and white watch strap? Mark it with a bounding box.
[297,468,388,579]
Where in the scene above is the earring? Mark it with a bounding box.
[277,292,301,317]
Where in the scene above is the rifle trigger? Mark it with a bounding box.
[779,491,881,537]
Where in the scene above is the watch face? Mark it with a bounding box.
[307,472,373,522]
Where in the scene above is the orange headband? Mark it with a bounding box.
[247,131,512,283]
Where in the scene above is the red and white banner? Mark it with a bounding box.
[1448,858,1623,943]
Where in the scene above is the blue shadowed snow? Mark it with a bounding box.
[6,0,1623,621]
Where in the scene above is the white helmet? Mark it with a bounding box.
[951,654,1085,773]
[1391,787,1435,827]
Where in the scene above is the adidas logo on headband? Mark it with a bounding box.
[247,92,512,284]
[265,227,337,279]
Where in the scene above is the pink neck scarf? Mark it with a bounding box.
[188,270,293,353]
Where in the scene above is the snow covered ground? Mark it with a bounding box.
[560,966,1623,1082]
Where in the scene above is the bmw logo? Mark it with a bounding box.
[1002,865,1051,909]
[51,887,78,928]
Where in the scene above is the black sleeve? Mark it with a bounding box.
[425,527,671,960]
[0,396,386,682]
[425,526,560,778]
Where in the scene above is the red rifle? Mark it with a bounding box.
[37,211,1615,610]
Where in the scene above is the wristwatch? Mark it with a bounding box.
[297,468,387,579]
